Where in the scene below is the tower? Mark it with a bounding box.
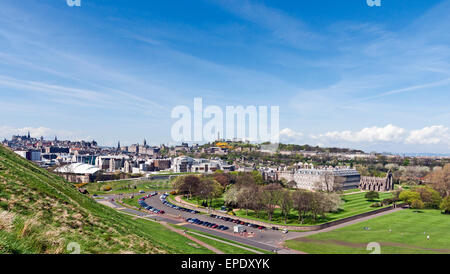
[118,141,121,150]
[27,131,30,139]
[144,139,147,147]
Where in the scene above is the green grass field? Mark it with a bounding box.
[181,196,225,210]
[170,225,273,254]
[0,145,213,254]
[179,192,394,226]
[232,192,394,226]
[285,209,450,254]
[85,179,172,195]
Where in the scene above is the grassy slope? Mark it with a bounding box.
[85,179,172,195]
[0,145,212,254]
[285,209,450,254]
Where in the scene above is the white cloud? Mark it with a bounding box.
[278,128,303,143]
[312,124,406,143]
[405,125,450,145]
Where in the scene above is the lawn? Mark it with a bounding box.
[285,209,450,254]
[233,192,394,226]
[172,225,273,254]
[179,192,394,226]
[180,196,226,210]
[85,179,173,195]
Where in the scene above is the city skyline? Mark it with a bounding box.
[0,0,449,153]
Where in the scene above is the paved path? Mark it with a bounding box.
[96,193,404,255]
[160,221,225,254]
[185,231,264,254]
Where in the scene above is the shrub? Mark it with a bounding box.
[101,186,112,192]
[382,198,393,205]
[399,190,421,205]
[411,199,425,209]
[365,191,380,201]
[440,196,450,214]
[370,202,382,208]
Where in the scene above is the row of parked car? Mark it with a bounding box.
[160,194,200,214]
[187,218,229,231]
[138,192,165,214]
[209,214,266,230]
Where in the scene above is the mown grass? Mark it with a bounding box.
[233,192,394,226]
[176,225,274,254]
[85,179,172,195]
[285,209,450,254]
[179,191,394,226]
[0,145,212,254]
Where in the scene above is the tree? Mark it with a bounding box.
[236,172,255,187]
[365,191,380,201]
[261,184,283,221]
[213,172,232,188]
[280,190,293,224]
[223,185,240,207]
[428,164,450,197]
[415,186,442,209]
[197,178,223,210]
[310,192,324,222]
[237,185,260,216]
[440,196,450,214]
[411,199,425,210]
[316,171,335,192]
[292,190,313,224]
[173,175,201,199]
[399,190,421,206]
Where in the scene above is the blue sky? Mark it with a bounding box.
[0,0,449,153]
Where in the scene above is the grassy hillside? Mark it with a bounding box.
[0,145,212,254]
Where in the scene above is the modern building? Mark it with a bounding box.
[54,163,100,183]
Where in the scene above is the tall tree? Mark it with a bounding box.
[261,184,283,221]
[292,190,313,224]
[280,190,293,224]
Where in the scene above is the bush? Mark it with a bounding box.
[101,186,112,192]
[399,190,421,205]
[382,198,393,205]
[411,199,425,209]
[365,191,380,201]
[370,202,382,208]
[440,196,450,214]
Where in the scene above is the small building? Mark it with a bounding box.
[55,163,100,183]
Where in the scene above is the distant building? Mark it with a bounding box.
[14,150,41,162]
[54,163,100,183]
[277,164,361,191]
[360,171,394,192]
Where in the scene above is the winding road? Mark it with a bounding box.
[95,191,404,254]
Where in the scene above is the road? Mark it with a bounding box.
[96,192,404,254]
[96,192,302,253]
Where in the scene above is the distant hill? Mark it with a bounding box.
[277,143,365,154]
[0,145,209,254]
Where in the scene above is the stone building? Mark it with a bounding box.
[359,170,394,192]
